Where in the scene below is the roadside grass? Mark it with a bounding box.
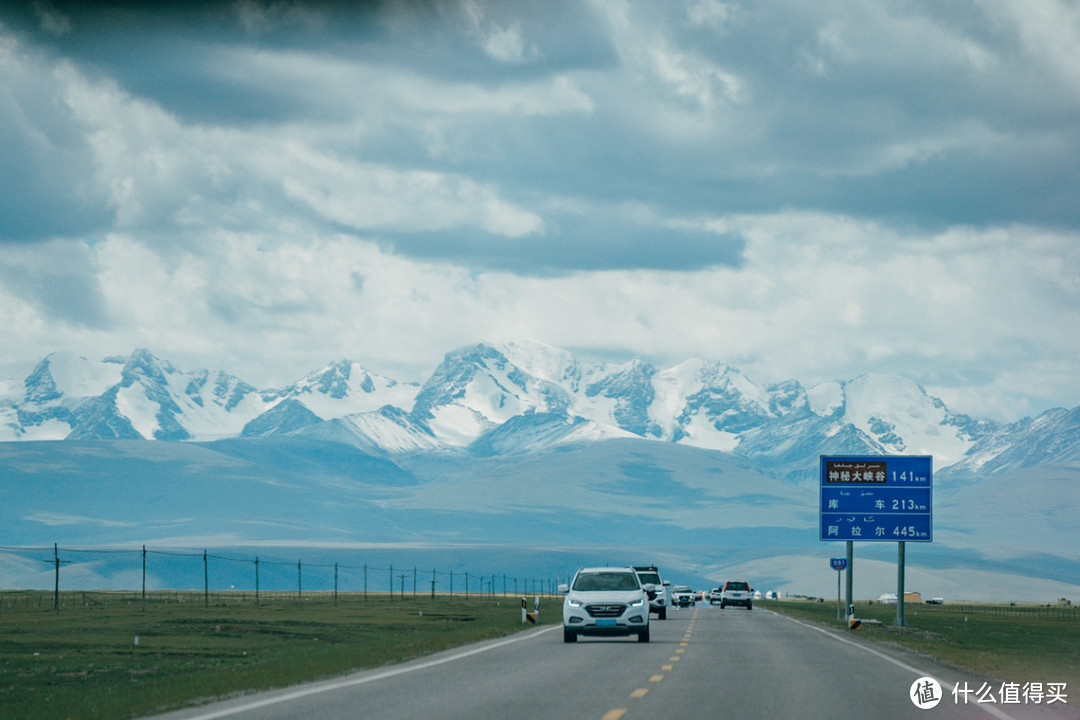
[761,599,1079,691]
[0,591,558,720]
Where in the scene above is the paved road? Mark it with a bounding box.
[147,605,1078,720]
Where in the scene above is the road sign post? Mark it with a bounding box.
[896,541,906,627]
[820,455,932,629]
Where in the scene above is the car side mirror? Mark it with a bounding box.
[558,584,569,594]
[663,580,671,586]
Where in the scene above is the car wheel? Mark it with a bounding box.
[659,607,667,620]
[638,627,650,642]
[563,628,577,643]
[747,604,752,610]
[720,602,726,609]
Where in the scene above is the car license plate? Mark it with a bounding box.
[596,618,617,627]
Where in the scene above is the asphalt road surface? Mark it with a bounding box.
[147,604,1078,720]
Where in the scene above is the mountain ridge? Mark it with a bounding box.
[1,341,1073,474]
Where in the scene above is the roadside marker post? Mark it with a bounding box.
[830,557,848,621]
[522,596,538,624]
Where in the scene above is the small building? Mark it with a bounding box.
[904,591,922,603]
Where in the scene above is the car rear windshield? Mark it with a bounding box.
[726,582,749,591]
[636,572,660,584]
[573,572,640,591]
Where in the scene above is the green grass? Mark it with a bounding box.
[762,599,1080,691]
[0,591,558,720]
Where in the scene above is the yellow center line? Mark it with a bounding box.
[631,688,649,698]
[649,674,665,682]
[602,710,627,720]
[662,664,674,671]
[669,656,680,662]
[676,648,685,653]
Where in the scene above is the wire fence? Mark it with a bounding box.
[915,601,1080,620]
[0,543,564,613]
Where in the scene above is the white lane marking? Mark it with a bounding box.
[767,610,1016,720]
[166,625,561,720]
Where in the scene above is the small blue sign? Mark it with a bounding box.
[830,557,848,571]
[820,455,933,542]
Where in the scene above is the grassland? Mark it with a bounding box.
[761,598,1080,692]
[4,591,1076,720]
[0,591,558,720]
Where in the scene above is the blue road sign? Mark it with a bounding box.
[830,557,848,571]
[820,455,933,542]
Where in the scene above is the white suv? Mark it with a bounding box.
[632,565,671,620]
[560,567,651,643]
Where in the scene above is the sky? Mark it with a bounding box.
[1,0,1078,423]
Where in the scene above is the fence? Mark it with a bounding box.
[0,543,563,613]
[916,601,1080,620]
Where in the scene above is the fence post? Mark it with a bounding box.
[390,564,393,600]
[297,560,302,602]
[203,550,208,608]
[334,562,339,606]
[53,543,60,614]
[141,545,146,611]
[255,557,260,606]
[364,563,367,601]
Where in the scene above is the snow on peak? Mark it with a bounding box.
[267,360,419,420]
[494,338,579,385]
[836,374,973,466]
[26,352,121,403]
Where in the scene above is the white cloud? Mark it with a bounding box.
[265,143,545,237]
[979,0,1080,95]
[464,0,537,64]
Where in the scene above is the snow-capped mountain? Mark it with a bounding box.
[262,359,420,420]
[0,351,416,443]
[4,350,266,441]
[2,340,1076,474]
[944,406,1080,475]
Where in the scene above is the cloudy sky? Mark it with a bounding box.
[1,0,1078,422]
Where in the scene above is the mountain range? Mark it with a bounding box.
[2,340,1078,601]
[3,340,1076,475]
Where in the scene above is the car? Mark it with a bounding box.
[708,587,723,605]
[632,565,671,619]
[671,585,696,607]
[720,580,754,610]
[560,567,651,643]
